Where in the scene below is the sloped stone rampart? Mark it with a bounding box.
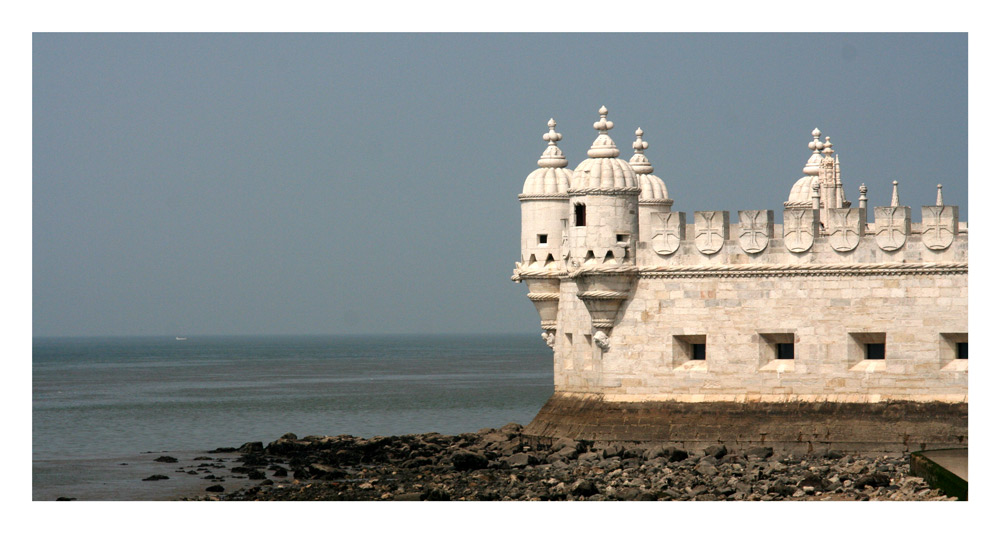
[523,393,967,454]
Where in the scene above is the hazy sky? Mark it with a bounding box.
[32,33,968,337]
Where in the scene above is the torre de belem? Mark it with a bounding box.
[513,107,967,453]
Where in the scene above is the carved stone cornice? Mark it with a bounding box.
[518,193,569,201]
[567,187,642,197]
[637,262,967,279]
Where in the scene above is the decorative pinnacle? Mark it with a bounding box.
[890,180,900,207]
[633,127,647,152]
[587,105,620,158]
[822,136,834,155]
[811,181,821,209]
[593,105,613,133]
[537,118,568,168]
[859,183,868,196]
[808,128,823,152]
[629,127,653,174]
[936,184,944,206]
[859,183,868,208]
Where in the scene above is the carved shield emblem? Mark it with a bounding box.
[694,211,729,255]
[651,211,685,256]
[827,208,863,252]
[874,206,910,252]
[783,209,817,253]
[921,205,957,250]
[738,210,773,254]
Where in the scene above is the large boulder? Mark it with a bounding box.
[451,451,488,471]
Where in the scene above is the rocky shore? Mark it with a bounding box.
[183,424,955,501]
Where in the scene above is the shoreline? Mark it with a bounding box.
[171,424,955,501]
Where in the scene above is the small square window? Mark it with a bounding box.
[776,343,795,360]
[957,342,968,360]
[691,343,706,360]
[865,343,885,360]
[574,204,586,227]
[616,234,629,243]
[537,234,548,245]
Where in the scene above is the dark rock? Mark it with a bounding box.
[192,456,213,461]
[823,450,845,460]
[704,444,728,460]
[570,479,599,497]
[394,492,422,501]
[56,497,76,501]
[205,485,225,492]
[247,470,267,480]
[259,479,274,486]
[746,447,773,459]
[767,482,796,497]
[142,475,169,481]
[154,456,178,463]
[694,462,718,477]
[307,463,347,480]
[208,447,237,453]
[508,452,540,467]
[237,442,264,454]
[280,432,298,440]
[451,451,488,471]
[856,472,891,489]
[423,487,451,501]
[271,466,288,477]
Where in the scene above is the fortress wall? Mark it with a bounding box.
[552,232,968,402]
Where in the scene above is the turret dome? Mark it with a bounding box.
[521,118,573,197]
[570,106,639,191]
[786,128,824,207]
[629,127,672,205]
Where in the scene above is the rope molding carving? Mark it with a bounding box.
[526,292,561,301]
[577,290,630,300]
[567,187,642,197]
[637,262,968,278]
[639,199,675,206]
[517,193,570,201]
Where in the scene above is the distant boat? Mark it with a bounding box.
[175,337,187,341]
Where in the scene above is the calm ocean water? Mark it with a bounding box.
[32,334,553,500]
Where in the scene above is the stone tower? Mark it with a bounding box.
[566,106,640,348]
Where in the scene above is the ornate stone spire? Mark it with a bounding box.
[628,127,653,174]
[822,136,835,156]
[811,181,821,209]
[890,180,900,207]
[803,128,824,176]
[936,184,944,206]
[587,105,620,158]
[537,118,568,168]
[859,183,868,210]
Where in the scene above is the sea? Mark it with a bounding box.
[32,334,554,501]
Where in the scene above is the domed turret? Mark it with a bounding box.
[517,118,572,344]
[785,128,849,227]
[566,106,640,349]
[519,118,572,269]
[567,106,641,267]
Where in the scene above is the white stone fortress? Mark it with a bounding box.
[513,107,967,451]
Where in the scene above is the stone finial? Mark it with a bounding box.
[629,127,653,174]
[822,136,834,156]
[808,128,823,152]
[890,180,900,207]
[936,184,944,206]
[811,181,821,209]
[859,183,868,209]
[537,118,568,168]
[587,105,620,158]
[804,128,824,176]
